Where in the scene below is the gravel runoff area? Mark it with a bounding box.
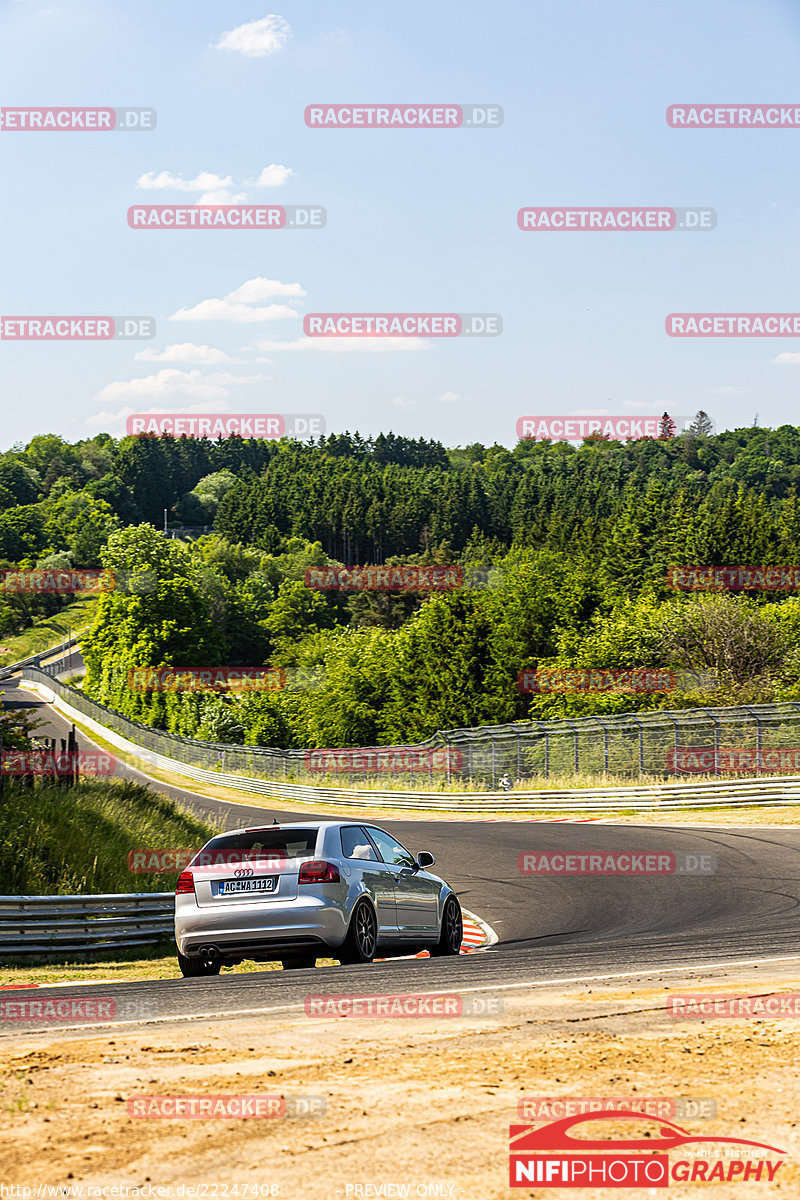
[0,959,799,1197]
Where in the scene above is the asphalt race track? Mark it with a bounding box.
[3,673,800,1033]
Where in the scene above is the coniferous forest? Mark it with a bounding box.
[4,420,800,748]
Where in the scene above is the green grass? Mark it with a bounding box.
[0,596,97,667]
[0,954,319,984]
[0,776,220,894]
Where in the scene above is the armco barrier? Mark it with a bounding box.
[0,636,79,682]
[16,674,800,813]
[0,893,173,956]
[24,662,800,785]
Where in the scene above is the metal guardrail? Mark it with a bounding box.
[0,637,79,682]
[165,526,214,540]
[0,893,174,956]
[17,676,800,813]
[24,657,800,789]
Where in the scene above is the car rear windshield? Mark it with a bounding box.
[198,829,319,859]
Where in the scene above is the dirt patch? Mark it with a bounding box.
[1,963,798,1197]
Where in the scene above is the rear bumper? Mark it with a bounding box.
[175,892,348,958]
[182,934,327,961]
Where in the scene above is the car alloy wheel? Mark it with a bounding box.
[431,896,463,956]
[340,899,378,963]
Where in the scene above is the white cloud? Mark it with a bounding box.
[197,189,250,205]
[212,15,291,58]
[391,396,417,407]
[621,400,662,411]
[93,369,270,406]
[134,344,234,365]
[171,300,299,324]
[86,400,225,429]
[254,336,430,353]
[136,170,234,193]
[169,278,304,325]
[438,391,461,404]
[249,164,294,188]
[136,169,292,205]
[226,277,305,302]
[770,354,800,366]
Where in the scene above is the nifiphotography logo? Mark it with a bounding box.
[508,1110,786,1187]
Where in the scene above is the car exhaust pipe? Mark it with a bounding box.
[198,945,221,966]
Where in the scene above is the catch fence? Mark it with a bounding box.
[22,665,800,787]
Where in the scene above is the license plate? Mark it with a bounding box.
[217,876,277,896]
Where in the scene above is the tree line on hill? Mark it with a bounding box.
[5,420,800,748]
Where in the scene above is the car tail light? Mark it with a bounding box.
[176,871,196,895]
[298,859,340,884]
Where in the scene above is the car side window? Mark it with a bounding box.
[366,827,415,869]
[340,826,379,861]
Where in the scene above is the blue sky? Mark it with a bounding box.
[2,0,800,450]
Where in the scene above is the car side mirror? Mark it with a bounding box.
[416,851,436,869]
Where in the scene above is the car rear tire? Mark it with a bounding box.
[338,899,377,964]
[281,954,317,970]
[430,896,463,956]
[177,950,222,977]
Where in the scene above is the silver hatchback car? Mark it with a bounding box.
[174,820,463,976]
